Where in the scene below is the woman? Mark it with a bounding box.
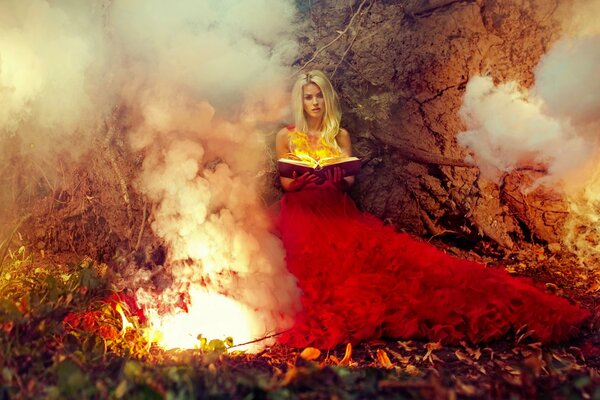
[275,70,590,350]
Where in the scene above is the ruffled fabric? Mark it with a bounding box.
[275,183,590,349]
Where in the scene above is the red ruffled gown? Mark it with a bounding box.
[275,130,590,350]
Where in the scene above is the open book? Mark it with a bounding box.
[277,156,361,180]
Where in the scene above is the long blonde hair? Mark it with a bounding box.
[291,70,342,152]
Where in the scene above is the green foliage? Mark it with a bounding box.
[0,246,597,399]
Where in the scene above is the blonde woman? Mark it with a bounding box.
[275,70,589,350]
[276,69,355,191]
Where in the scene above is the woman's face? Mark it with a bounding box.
[302,83,325,121]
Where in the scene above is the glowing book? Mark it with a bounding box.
[277,156,361,180]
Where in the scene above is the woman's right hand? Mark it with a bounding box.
[289,171,320,191]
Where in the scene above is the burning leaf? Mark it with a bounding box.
[300,347,321,361]
[376,349,393,369]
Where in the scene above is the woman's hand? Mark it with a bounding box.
[288,171,320,191]
[325,166,351,190]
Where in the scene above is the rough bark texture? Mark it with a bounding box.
[289,0,567,250]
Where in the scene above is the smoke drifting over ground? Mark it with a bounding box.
[1,0,302,348]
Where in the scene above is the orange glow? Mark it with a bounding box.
[115,303,134,334]
[142,287,255,351]
[288,131,342,164]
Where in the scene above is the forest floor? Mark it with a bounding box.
[0,245,598,400]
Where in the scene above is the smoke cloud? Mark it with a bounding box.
[0,1,110,154]
[1,0,302,349]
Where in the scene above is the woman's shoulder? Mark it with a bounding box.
[337,127,350,139]
[277,124,298,137]
[276,125,294,144]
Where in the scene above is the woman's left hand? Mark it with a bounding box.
[324,167,344,186]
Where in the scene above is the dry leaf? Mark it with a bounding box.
[405,364,420,376]
[586,280,600,293]
[338,343,353,366]
[376,349,393,369]
[281,367,299,386]
[388,349,411,365]
[300,347,321,361]
[424,342,442,364]
[454,350,472,365]
[455,378,477,396]
[397,341,416,352]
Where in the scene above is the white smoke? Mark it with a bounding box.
[458,34,600,185]
[457,0,600,263]
[0,1,110,155]
[113,0,302,349]
[0,0,303,349]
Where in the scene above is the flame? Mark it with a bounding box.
[287,131,342,165]
[142,287,255,351]
[115,303,134,334]
[562,166,600,266]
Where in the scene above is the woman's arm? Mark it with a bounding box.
[276,127,319,191]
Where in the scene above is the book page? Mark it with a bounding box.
[317,156,360,167]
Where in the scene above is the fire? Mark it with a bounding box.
[142,287,255,351]
[115,302,134,334]
[288,131,342,164]
[562,167,600,266]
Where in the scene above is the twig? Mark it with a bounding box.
[228,330,289,349]
[331,0,376,78]
[103,116,133,224]
[134,200,147,251]
[297,0,370,74]
[0,213,31,274]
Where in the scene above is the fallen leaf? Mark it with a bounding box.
[388,349,411,365]
[281,367,299,386]
[454,350,472,365]
[424,342,442,364]
[397,341,416,352]
[376,349,393,369]
[455,378,477,396]
[405,364,420,376]
[338,343,352,366]
[300,347,321,361]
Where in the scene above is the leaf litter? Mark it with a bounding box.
[0,248,598,399]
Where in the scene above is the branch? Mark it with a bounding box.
[297,0,371,73]
[228,330,289,349]
[331,0,376,78]
[103,114,133,225]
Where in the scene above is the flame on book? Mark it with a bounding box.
[285,131,345,164]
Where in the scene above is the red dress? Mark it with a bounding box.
[275,181,590,350]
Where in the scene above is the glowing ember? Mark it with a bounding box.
[142,287,254,350]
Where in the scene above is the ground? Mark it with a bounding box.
[0,246,598,399]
